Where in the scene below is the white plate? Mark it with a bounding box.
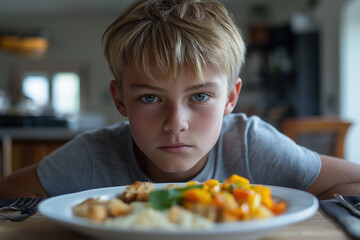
[38,184,318,240]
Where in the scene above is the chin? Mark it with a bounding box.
[160,167,189,174]
[157,162,193,174]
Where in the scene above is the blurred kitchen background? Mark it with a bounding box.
[0,0,359,176]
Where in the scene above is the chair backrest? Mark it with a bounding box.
[281,117,352,158]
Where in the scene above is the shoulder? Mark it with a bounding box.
[220,113,300,160]
[221,113,269,136]
[223,113,263,126]
[77,121,130,143]
[46,121,131,159]
[81,121,130,137]
[220,113,284,149]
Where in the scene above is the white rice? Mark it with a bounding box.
[103,202,213,230]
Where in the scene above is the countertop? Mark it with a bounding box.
[0,127,83,140]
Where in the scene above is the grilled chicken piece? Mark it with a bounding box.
[119,181,155,203]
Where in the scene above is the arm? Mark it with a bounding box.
[306,154,360,199]
[0,164,49,199]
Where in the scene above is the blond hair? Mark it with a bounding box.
[103,0,246,90]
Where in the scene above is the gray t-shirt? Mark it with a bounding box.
[38,113,321,196]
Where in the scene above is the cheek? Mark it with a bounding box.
[192,106,224,138]
[127,107,159,141]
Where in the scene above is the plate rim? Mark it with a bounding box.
[38,184,319,235]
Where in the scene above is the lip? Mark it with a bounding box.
[158,144,191,154]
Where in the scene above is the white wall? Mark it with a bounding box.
[340,0,360,163]
[318,0,346,116]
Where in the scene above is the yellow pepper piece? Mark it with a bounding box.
[183,188,212,205]
[226,174,250,187]
[203,179,220,187]
[252,185,273,208]
[203,179,221,194]
[186,181,199,186]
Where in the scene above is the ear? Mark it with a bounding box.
[109,80,128,117]
[224,78,242,116]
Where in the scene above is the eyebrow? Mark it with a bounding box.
[129,82,219,92]
[184,82,219,92]
[129,84,165,92]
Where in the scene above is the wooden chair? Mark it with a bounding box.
[281,117,352,158]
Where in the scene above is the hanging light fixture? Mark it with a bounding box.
[0,30,50,59]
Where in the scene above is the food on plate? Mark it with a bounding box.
[72,198,130,221]
[72,174,286,229]
[120,181,155,203]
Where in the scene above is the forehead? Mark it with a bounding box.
[122,66,227,87]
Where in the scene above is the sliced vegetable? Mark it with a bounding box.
[149,174,286,220]
[149,185,202,210]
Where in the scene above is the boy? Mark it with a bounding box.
[0,0,360,200]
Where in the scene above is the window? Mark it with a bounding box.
[23,75,49,107]
[340,0,360,163]
[52,73,80,115]
[22,72,80,115]
[11,62,88,116]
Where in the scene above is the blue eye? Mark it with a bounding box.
[139,94,160,103]
[191,93,210,102]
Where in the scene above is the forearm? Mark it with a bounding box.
[307,155,360,200]
[0,183,48,199]
[316,182,360,200]
[0,164,49,200]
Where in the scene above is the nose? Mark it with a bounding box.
[163,103,189,134]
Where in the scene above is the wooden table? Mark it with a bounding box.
[0,210,351,240]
